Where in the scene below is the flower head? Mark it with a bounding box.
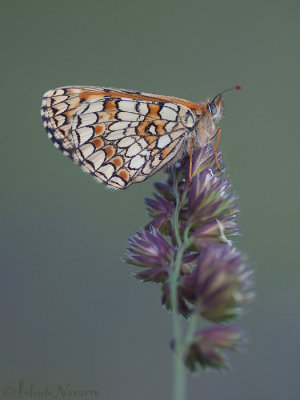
[145,146,238,247]
[183,244,253,322]
[184,326,244,371]
[125,227,172,282]
[124,145,253,373]
[145,192,174,233]
[186,169,239,248]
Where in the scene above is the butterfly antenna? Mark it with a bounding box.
[211,84,242,104]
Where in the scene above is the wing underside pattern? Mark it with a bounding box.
[41,87,196,188]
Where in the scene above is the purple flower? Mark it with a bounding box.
[125,227,172,282]
[192,219,238,248]
[184,326,244,371]
[187,170,239,245]
[145,193,174,233]
[183,244,253,322]
[161,281,192,318]
[145,146,238,247]
[190,145,221,177]
[124,145,253,372]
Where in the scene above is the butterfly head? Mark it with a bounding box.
[206,93,223,122]
[207,84,241,121]
[195,84,241,145]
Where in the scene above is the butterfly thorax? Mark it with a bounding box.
[193,99,223,147]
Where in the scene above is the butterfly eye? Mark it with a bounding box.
[208,103,217,116]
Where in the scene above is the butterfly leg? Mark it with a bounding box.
[210,127,222,171]
[189,136,196,183]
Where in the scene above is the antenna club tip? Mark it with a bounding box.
[235,84,242,90]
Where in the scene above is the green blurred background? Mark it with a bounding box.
[1,1,299,399]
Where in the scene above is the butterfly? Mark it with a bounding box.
[41,85,240,189]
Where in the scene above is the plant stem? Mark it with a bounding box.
[183,313,198,353]
[170,244,186,400]
[170,170,188,400]
[172,342,186,400]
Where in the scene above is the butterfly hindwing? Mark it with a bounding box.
[41,86,197,188]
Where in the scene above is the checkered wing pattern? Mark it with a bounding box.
[41,86,198,189]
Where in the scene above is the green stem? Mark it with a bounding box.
[183,313,198,353]
[170,170,191,400]
[170,243,186,400]
[172,342,185,400]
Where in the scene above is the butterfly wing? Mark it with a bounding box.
[41,87,198,189]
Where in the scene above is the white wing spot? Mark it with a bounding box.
[126,142,142,157]
[157,135,171,149]
[54,115,65,127]
[118,137,135,148]
[87,150,105,170]
[124,127,138,136]
[76,127,94,144]
[53,89,65,96]
[138,102,149,115]
[83,101,105,114]
[165,121,177,132]
[129,155,145,169]
[129,121,140,128]
[166,103,179,112]
[185,111,195,127]
[98,164,114,179]
[118,100,137,113]
[78,113,98,128]
[106,130,125,140]
[151,155,161,167]
[118,111,140,122]
[54,131,61,140]
[79,143,94,158]
[54,102,68,115]
[52,95,69,105]
[159,106,177,121]
[137,138,148,149]
[109,121,130,131]
[142,163,152,174]
[140,149,151,157]
[148,125,157,134]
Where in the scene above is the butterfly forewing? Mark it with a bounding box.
[41,86,198,189]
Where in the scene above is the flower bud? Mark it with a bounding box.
[125,227,172,282]
[184,326,244,371]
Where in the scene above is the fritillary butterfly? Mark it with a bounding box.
[41,85,240,189]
